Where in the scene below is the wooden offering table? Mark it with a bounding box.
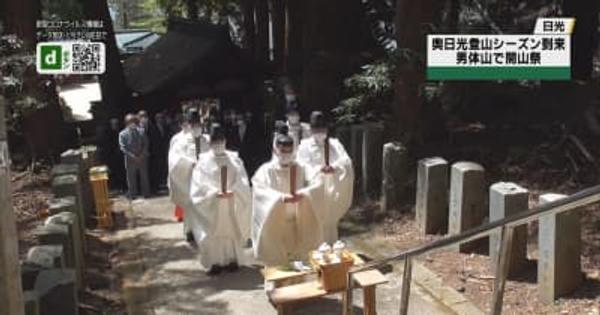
[261,252,387,315]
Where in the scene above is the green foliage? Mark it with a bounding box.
[108,0,242,34]
[41,0,84,20]
[0,34,50,134]
[334,57,397,124]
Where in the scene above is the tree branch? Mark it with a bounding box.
[471,0,503,34]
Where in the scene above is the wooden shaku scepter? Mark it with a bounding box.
[290,163,297,196]
[220,166,228,194]
[324,134,330,167]
[289,162,299,251]
[194,137,201,160]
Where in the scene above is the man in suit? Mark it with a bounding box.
[137,110,150,136]
[119,114,151,199]
[148,112,171,193]
[99,118,126,191]
[224,110,240,151]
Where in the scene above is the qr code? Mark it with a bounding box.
[72,43,102,72]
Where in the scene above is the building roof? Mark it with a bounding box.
[115,29,160,55]
[123,19,253,98]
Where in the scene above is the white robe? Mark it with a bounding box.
[188,150,252,267]
[251,159,325,266]
[287,122,311,149]
[297,137,354,243]
[167,130,209,232]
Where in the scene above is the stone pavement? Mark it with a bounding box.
[111,195,481,315]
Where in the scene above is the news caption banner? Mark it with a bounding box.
[36,19,107,75]
[427,18,575,81]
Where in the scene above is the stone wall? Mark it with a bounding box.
[20,146,99,315]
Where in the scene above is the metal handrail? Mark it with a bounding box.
[343,184,600,315]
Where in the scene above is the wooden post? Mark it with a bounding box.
[0,96,25,315]
[220,166,228,194]
[363,286,377,315]
[399,257,413,315]
[491,226,515,315]
[343,271,354,315]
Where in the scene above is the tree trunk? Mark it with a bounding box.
[0,97,25,315]
[186,0,199,20]
[255,0,270,67]
[81,0,131,117]
[0,0,40,46]
[241,0,256,55]
[444,0,460,32]
[270,0,286,74]
[286,0,305,79]
[563,0,600,80]
[392,0,438,144]
[120,0,129,29]
[299,0,367,114]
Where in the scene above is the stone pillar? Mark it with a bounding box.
[489,182,529,275]
[449,161,486,253]
[335,125,352,154]
[21,264,40,315]
[35,269,78,315]
[82,145,98,168]
[47,197,76,216]
[20,263,40,292]
[34,225,74,274]
[23,291,40,315]
[361,123,384,199]
[50,164,79,179]
[45,213,84,290]
[538,193,582,303]
[26,246,65,269]
[52,175,87,229]
[47,197,86,254]
[416,157,449,234]
[381,143,409,211]
[60,149,83,166]
[60,149,94,220]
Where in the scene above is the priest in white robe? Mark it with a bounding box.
[251,134,325,266]
[272,120,289,149]
[286,108,311,149]
[187,123,251,275]
[297,111,354,243]
[167,107,209,240]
